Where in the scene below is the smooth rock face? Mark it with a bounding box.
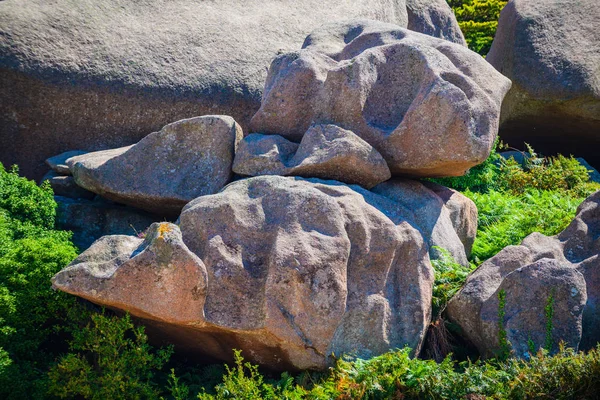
[372,180,477,265]
[406,0,467,46]
[448,191,600,357]
[487,0,600,169]
[55,196,158,250]
[251,21,512,177]
[69,116,242,216]
[0,0,466,181]
[233,124,391,188]
[54,176,435,370]
[53,223,209,323]
[45,150,87,175]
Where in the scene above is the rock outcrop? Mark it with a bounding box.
[55,196,158,250]
[448,190,600,357]
[54,176,438,370]
[233,124,391,188]
[68,116,242,216]
[0,0,466,180]
[251,20,511,177]
[488,0,600,169]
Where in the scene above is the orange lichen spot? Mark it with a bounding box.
[157,223,172,238]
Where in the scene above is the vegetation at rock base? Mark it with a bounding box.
[432,144,600,263]
[3,156,600,399]
[447,0,508,55]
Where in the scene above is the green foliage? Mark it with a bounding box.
[192,345,600,400]
[0,164,56,229]
[447,0,508,55]
[48,312,173,400]
[466,189,586,261]
[430,247,474,318]
[0,163,79,399]
[497,147,595,196]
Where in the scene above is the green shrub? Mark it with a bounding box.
[430,247,474,318]
[0,163,79,399]
[48,312,173,400]
[466,189,587,262]
[447,0,508,55]
[191,345,600,400]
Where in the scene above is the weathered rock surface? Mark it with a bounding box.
[68,116,242,216]
[251,20,512,177]
[406,0,467,46]
[0,0,466,181]
[41,171,95,200]
[53,222,208,323]
[233,124,391,188]
[448,190,600,357]
[488,0,600,169]
[45,150,87,175]
[54,176,435,370]
[55,196,158,250]
[373,180,477,265]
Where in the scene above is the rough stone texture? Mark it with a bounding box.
[406,0,467,46]
[53,223,209,323]
[233,124,391,188]
[422,181,478,257]
[0,0,466,181]
[487,0,600,169]
[251,20,512,177]
[447,190,600,357]
[45,150,87,175]
[479,259,587,359]
[41,171,95,200]
[68,116,242,216]
[372,180,476,266]
[55,196,158,250]
[53,176,434,370]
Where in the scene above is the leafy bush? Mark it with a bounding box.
[48,312,173,399]
[0,163,79,399]
[465,189,586,261]
[188,345,600,400]
[447,0,508,55]
[430,247,474,319]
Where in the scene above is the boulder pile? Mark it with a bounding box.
[0,0,466,181]
[49,20,511,369]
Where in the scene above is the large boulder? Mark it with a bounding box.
[447,191,600,357]
[233,124,391,189]
[250,20,511,177]
[487,0,600,169]
[0,0,466,181]
[68,116,242,216]
[54,176,436,370]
